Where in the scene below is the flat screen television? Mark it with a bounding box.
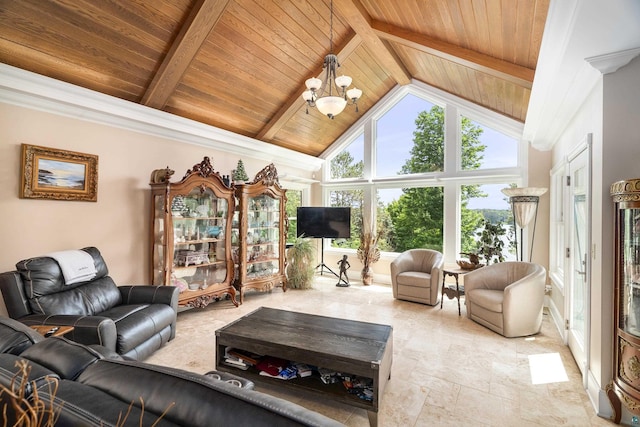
[296,207,351,238]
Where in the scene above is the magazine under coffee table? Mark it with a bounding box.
[215,306,393,426]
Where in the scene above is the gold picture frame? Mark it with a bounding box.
[20,144,98,202]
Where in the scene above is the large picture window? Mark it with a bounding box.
[322,85,524,261]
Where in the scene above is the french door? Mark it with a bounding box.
[567,136,591,385]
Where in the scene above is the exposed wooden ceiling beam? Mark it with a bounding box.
[142,0,229,108]
[334,0,411,86]
[256,33,362,142]
[371,20,534,89]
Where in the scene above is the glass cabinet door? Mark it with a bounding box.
[245,194,280,279]
[621,207,640,337]
[151,193,165,286]
[170,187,228,291]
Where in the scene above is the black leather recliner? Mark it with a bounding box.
[0,247,179,360]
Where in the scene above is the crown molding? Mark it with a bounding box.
[0,63,323,171]
[524,0,640,151]
[586,47,640,74]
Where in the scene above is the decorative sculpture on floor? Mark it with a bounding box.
[336,255,350,287]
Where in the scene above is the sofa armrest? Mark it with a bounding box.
[20,337,105,380]
[118,285,179,310]
[0,271,32,319]
[503,267,546,322]
[17,314,117,351]
[0,353,59,395]
[0,316,44,354]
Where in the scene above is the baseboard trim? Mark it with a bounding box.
[546,295,566,342]
[587,370,613,420]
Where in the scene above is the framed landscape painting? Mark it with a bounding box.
[20,144,98,201]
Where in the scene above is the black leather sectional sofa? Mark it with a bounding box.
[0,316,344,426]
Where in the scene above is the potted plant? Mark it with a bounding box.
[232,160,249,184]
[286,236,315,289]
[476,219,508,265]
[357,227,380,285]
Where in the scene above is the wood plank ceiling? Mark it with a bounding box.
[0,0,549,157]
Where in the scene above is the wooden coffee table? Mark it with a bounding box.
[215,307,393,426]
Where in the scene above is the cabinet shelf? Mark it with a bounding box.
[246,257,278,265]
[247,242,275,247]
[172,216,225,221]
[172,260,226,270]
[174,238,222,245]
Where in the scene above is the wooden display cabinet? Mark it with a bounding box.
[231,164,287,303]
[150,157,238,308]
[608,178,640,423]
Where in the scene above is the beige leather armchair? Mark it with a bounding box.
[390,249,443,305]
[464,261,546,338]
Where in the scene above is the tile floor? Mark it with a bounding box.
[145,276,616,426]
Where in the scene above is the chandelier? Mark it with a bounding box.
[301,0,362,119]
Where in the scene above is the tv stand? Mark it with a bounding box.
[315,238,339,280]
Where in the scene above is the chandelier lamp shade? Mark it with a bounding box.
[301,0,362,119]
[501,187,548,262]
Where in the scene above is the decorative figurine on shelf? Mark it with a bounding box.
[232,160,249,184]
[150,166,174,184]
[336,254,350,287]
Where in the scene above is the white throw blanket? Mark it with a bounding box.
[46,250,97,285]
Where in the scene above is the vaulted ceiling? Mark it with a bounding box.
[0,0,549,157]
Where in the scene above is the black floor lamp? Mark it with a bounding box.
[501,187,548,262]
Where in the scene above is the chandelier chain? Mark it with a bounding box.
[329,0,334,54]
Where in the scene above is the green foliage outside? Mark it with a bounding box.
[285,189,301,243]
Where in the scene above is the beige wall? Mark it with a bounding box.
[0,103,314,315]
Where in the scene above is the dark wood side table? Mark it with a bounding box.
[440,267,473,315]
[30,325,74,337]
